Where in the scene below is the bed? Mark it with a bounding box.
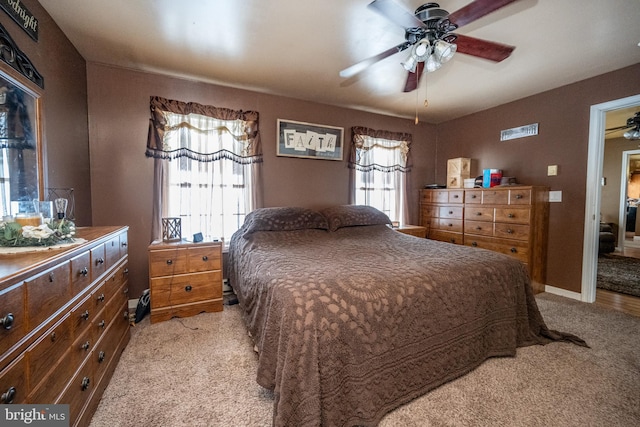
[228,205,586,427]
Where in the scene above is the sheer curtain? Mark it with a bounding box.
[146,96,263,243]
[349,126,412,225]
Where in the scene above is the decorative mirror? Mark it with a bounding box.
[0,22,44,220]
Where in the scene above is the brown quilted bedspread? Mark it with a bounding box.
[228,224,581,427]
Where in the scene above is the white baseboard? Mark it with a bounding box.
[544,285,582,301]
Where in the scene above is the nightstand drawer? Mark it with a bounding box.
[188,246,222,272]
[151,271,222,307]
[149,248,189,276]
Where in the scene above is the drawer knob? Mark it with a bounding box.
[516,194,523,199]
[453,194,459,198]
[98,351,106,363]
[448,223,453,227]
[81,377,91,391]
[185,285,193,292]
[166,259,173,265]
[98,320,106,329]
[80,267,89,277]
[1,386,17,404]
[49,272,55,282]
[507,229,514,234]
[475,226,482,230]
[472,242,478,247]
[471,195,477,198]
[476,212,482,216]
[450,238,456,243]
[0,313,14,330]
[511,248,517,253]
[202,255,208,261]
[124,268,129,275]
[508,213,515,218]
[81,310,90,320]
[81,341,91,351]
[123,311,129,320]
[448,211,453,215]
[96,257,105,265]
[51,332,56,342]
[122,242,128,247]
[97,293,105,302]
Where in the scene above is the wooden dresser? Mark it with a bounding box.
[395,225,427,238]
[420,187,549,289]
[148,240,223,323]
[0,226,130,426]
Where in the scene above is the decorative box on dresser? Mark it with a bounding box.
[148,239,223,323]
[420,187,549,292]
[0,226,130,426]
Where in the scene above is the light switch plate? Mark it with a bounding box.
[549,190,562,202]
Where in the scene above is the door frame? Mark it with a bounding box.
[583,94,640,302]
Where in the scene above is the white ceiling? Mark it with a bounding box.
[38,0,640,124]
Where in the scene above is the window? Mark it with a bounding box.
[349,127,412,224]
[147,97,263,243]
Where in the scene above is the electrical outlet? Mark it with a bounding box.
[547,165,558,176]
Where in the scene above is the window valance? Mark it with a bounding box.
[349,126,412,173]
[146,96,262,164]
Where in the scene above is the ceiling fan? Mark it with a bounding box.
[606,112,640,140]
[340,0,521,92]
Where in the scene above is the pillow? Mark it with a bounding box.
[320,205,392,232]
[242,207,328,236]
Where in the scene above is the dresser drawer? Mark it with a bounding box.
[495,207,531,224]
[27,314,73,389]
[72,293,96,340]
[26,262,71,329]
[91,244,107,280]
[465,190,482,204]
[438,206,463,219]
[482,190,509,205]
[465,235,529,263]
[448,190,464,203]
[58,355,95,423]
[0,355,27,404]
[509,189,532,205]
[436,218,463,233]
[151,271,222,307]
[149,248,189,277]
[188,246,221,272]
[28,350,73,404]
[420,205,438,218]
[464,220,494,237]
[0,284,25,357]
[419,190,432,204]
[464,206,493,222]
[105,235,122,268]
[70,251,92,295]
[429,230,463,244]
[494,223,530,241]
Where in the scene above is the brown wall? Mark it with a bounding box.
[86,63,436,298]
[0,0,91,225]
[436,64,640,292]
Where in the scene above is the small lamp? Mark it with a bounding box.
[162,217,182,242]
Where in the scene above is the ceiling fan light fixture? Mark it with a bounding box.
[401,54,418,72]
[425,54,442,73]
[433,40,456,63]
[624,128,640,140]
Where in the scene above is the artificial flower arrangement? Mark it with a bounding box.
[0,218,76,247]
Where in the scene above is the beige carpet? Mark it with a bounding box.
[89,293,640,427]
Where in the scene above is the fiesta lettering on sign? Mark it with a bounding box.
[0,0,39,41]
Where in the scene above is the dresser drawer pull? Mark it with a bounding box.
[0,313,14,330]
[448,211,453,215]
[450,238,456,243]
[79,267,89,277]
[453,194,459,198]
[202,255,208,261]
[510,248,517,253]
[98,320,106,329]
[81,341,91,351]
[49,272,55,282]
[96,257,105,265]
[471,242,478,247]
[508,213,515,218]
[81,377,91,391]
[97,293,105,302]
[166,259,173,265]
[81,310,90,320]
[122,241,128,247]
[185,285,193,292]
[471,194,477,199]
[123,288,129,295]
[98,351,106,363]
[475,212,482,216]
[51,332,56,342]
[124,268,129,275]
[475,226,482,230]
[123,311,129,320]
[1,387,16,404]
[507,229,514,234]
[516,194,523,199]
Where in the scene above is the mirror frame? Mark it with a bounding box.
[0,21,45,212]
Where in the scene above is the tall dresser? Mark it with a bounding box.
[420,187,549,290]
[0,226,130,427]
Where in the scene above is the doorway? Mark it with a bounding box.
[583,94,640,303]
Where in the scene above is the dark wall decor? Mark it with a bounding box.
[0,20,42,87]
[0,0,38,41]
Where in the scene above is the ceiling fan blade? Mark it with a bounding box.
[339,42,411,78]
[368,0,426,29]
[403,62,424,92]
[454,34,514,62]
[448,0,520,28]
[606,125,632,132]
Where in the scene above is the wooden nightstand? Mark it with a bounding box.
[395,225,427,238]
[148,239,223,323]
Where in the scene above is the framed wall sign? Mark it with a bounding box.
[277,119,343,161]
